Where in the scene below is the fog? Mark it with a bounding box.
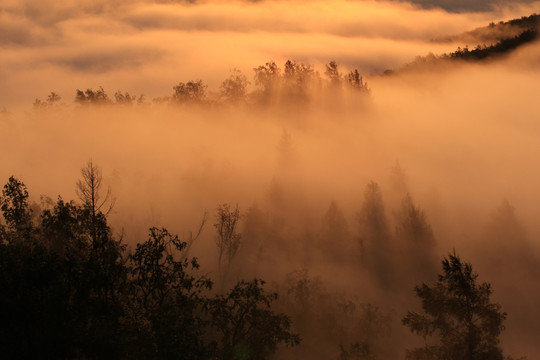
[3,0,540,108]
[2,0,540,359]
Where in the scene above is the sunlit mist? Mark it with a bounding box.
[2,0,540,359]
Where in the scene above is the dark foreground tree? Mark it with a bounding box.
[0,177,126,359]
[124,227,212,359]
[0,176,33,238]
[0,175,300,359]
[402,252,506,360]
[208,279,300,360]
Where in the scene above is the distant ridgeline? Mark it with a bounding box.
[387,13,539,74]
[505,13,540,29]
[444,28,537,61]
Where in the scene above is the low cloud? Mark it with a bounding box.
[1,0,518,107]
[49,47,165,73]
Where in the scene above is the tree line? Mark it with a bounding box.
[390,28,538,75]
[32,60,369,111]
[0,162,520,359]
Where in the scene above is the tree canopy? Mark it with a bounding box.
[0,174,299,359]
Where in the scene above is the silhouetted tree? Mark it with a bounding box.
[0,176,33,238]
[0,177,126,359]
[402,252,507,360]
[325,60,342,87]
[125,227,212,359]
[214,204,241,287]
[0,175,303,360]
[76,160,114,218]
[40,197,88,255]
[0,222,73,358]
[357,182,394,287]
[347,70,369,93]
[254,61,281,90]
[172,80,207,104]
[76,160,115,248]
[394,194,438,285]
[283,59,316,101]
[253,61,281,104]
[220,68,250,103]
[48,91,61,104]
[208,279,300,360]
[114,91,143,105]
[33,91,62,110]
[46,197,126,358]
[75,87,110,105]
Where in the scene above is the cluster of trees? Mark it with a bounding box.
[230,165,522,359]
[238,175,440,295]
[75,87,145,106]
[0,165,299,359]
[32,91,62,110]
[32,60,369,111]
[0,163,519,359]
[33,89,145,109]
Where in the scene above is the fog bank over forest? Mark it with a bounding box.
[2,0,540,359]
[2,0,540,107]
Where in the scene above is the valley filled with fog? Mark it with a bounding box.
[2,1,540,359]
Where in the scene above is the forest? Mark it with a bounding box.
[3,43,540,360]
[0,163,521,359]
[2,1,540,359]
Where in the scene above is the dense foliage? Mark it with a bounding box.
[403,253,506,360]
[0,175,299,359]
[0,164,522,359]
